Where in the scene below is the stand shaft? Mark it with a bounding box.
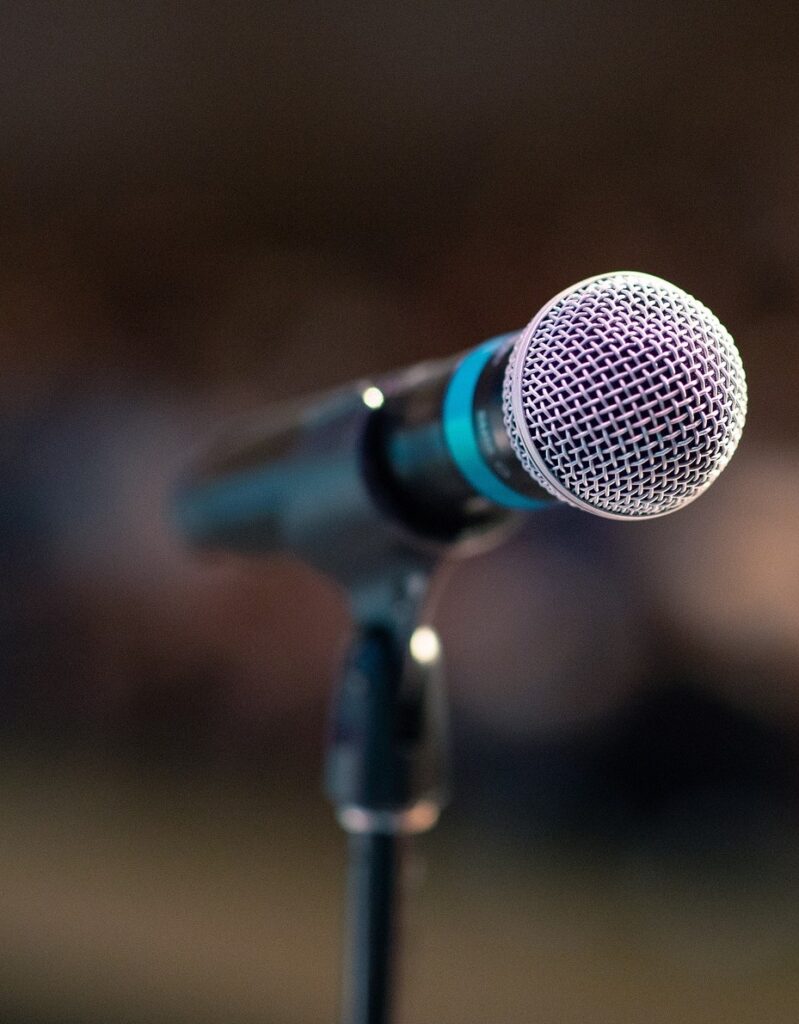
[326,610,448,1024]
[342,832,402,1024]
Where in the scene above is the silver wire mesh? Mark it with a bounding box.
[502,272,747,519]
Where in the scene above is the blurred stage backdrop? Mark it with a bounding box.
[2,2,799,1022]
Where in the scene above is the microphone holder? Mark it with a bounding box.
[324,557,450,1024]
[176,384,520,1022]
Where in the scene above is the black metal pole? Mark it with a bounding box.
[326,609,448,1024]
[342,832,402,1024]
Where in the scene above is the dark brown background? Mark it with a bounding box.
[2,2,799,1021]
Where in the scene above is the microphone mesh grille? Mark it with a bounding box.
[502,272,747,519]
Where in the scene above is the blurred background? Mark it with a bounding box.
[2,1,799,1021]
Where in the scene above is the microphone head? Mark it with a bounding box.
[502,272,747,519]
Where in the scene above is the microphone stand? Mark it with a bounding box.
[325,563,449,1024]
[174,384,516,1022]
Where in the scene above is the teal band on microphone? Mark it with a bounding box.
[443,336,542,509]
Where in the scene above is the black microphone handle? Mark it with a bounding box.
[174,340,550,588]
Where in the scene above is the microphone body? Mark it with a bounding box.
[176,335,544,586]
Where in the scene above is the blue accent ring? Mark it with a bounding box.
[443,336,542,509]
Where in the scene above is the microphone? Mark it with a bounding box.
[175,272,747,580]
[175,270,748,1021]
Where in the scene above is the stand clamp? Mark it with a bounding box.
[325,570,449,1024]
